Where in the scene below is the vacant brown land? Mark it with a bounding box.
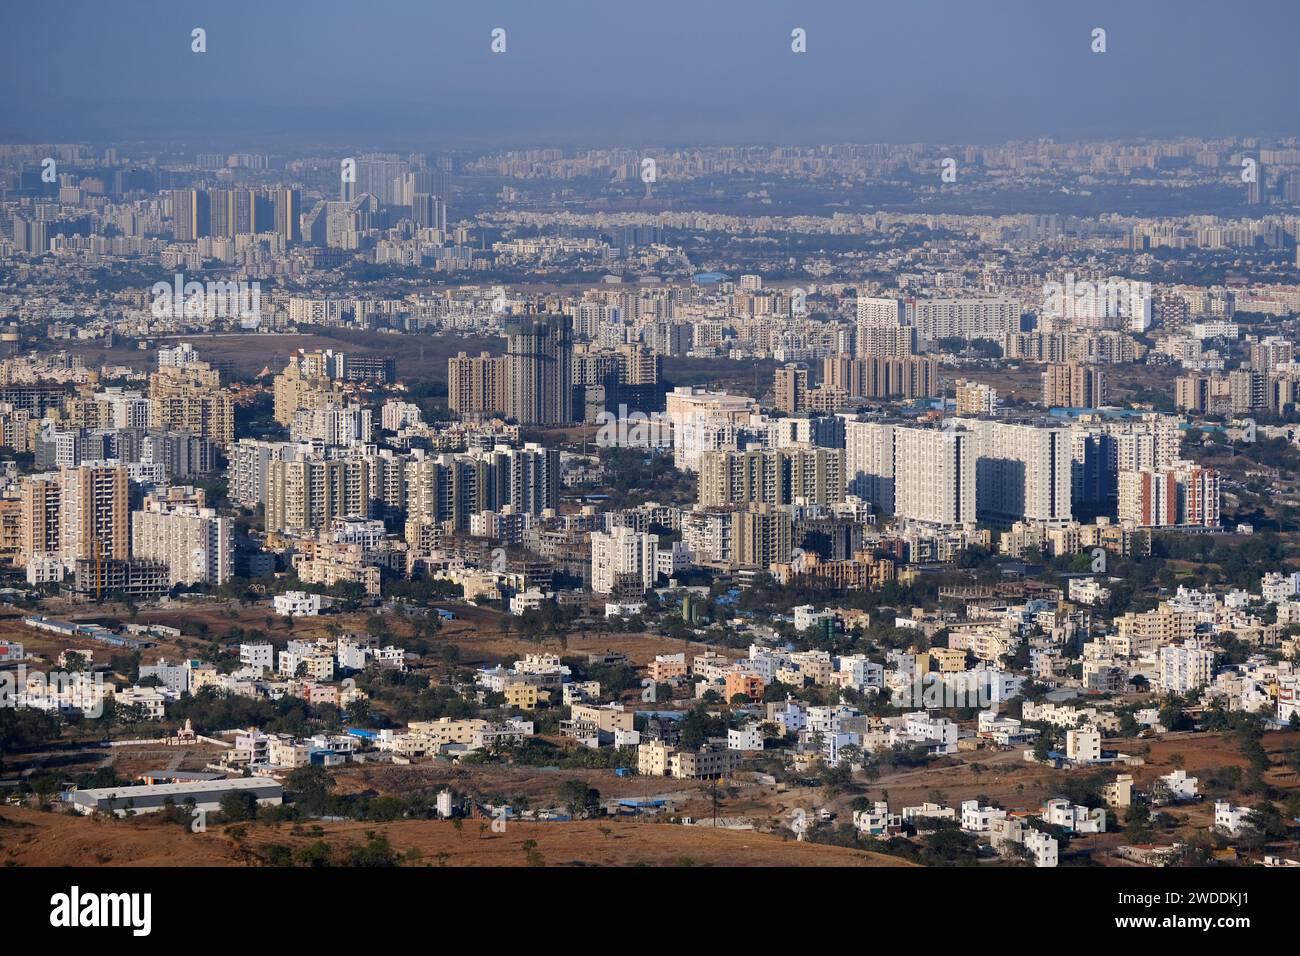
[943,362,1178,409]
[0,807,909,867]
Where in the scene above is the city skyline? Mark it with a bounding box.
[3,0,1299,916]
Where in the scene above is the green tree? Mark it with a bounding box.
[1124,799,1153,842]
[219,790,258,821]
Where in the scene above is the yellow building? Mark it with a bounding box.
[637,739,673,777]
[408,718,488,747]
[789,650,834,686]
[504,680,541,710]
[926,648,969,673]
[1114,606,1196,657]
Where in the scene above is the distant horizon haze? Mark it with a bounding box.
[0,0,1296,147]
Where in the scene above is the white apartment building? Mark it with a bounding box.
[745,648,791,683]
[158,342,200,368]
[837,654,884,692]
[901,802,956,824]
[681,508,732,563]
[1279,675,1300,723]
[274,590,322,617]
[674,416,754,474]
[665,386,758,472]
[380,401,423,432]
[910,296,1021,342]
[130,502,233,586]
[1159,641,1216,693]
[1065,727,1102,763]
[1261,571,1298,604]
[114,685,168,719]
[1214,801,1251,834]
[1158,769,1200,802]
[98,388,151,429]
[769,702,807,736]
[1025,828,1059,867]
[960,419,1073,523]
[893,426,975,525]
[288,297,344,325]
[855,296,908,348]
[1042,798,1106,833]
[291,403,372,446]
[844,420,895,512]
[727,723,765,752]
[510,588,551,615]
[1069,577,1111,605]
[960,800,1006,833]
[228,438,305,509]
[240,641,275,675]
[327,516,387,549]
[657,539,691,577]
[852,800,901,835]
[590,526,659,595]
[901,712,959,754]
[336,637,375,671]
[278,645,335,680]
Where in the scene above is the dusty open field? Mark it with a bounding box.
[404,602,737,665]
[0,807,909,867]
[5,595,734,671]
[942,362,1179,409]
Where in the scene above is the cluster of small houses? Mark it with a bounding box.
[1066,575,1300,723]
[9,621,1283,867]
[6,616,405,717]
[778,567,1300,727]
[10,569,1300,865]
[52,715,1262,870]
[13,559,1300,729]
[848,767,1264,868]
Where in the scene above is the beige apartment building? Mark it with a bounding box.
[570,703,634,735]
[149,361,234,448]
[1042,362,1106,409]
[670,747,742,779]
[447,351,506,416]
[59,464,129,568]
[734,503,793,569]
[955,379,998,416]
[637,739,674,776]
[266,456,370,535]
[408,718,489,748]
[273,360,343,428]
[1114,606,1197,657]
[19,476,61,564]
[772,363,809,413]
[698,448,844,508]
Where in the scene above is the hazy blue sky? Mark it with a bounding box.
[1,0,1296,147]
